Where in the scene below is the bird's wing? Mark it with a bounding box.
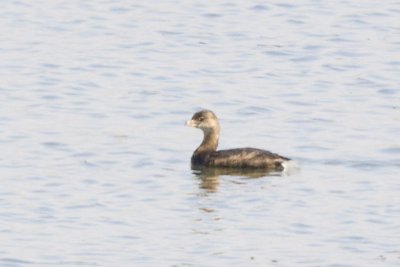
[209,148,288,168]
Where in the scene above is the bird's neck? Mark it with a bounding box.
[195,128,219,154]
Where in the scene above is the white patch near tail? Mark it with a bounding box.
[282,160,300,175]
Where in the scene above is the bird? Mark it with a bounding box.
[186,109,291,171]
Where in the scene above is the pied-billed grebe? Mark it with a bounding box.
[186,110,291,170]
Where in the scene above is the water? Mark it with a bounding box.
[1,0,399,266]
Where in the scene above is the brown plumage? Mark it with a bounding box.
[186,110,290,170]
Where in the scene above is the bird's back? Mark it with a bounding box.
[207,147,290,170]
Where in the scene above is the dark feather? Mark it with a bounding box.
[207,148,289,169]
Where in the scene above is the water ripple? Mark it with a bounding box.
[1,1,399,266]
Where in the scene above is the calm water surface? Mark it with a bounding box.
[0,1,399,266]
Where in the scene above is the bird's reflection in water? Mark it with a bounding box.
[192,166,283,192]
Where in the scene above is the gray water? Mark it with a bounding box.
[1,1,399,266]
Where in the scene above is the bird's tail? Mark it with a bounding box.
[282,160,300,175]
